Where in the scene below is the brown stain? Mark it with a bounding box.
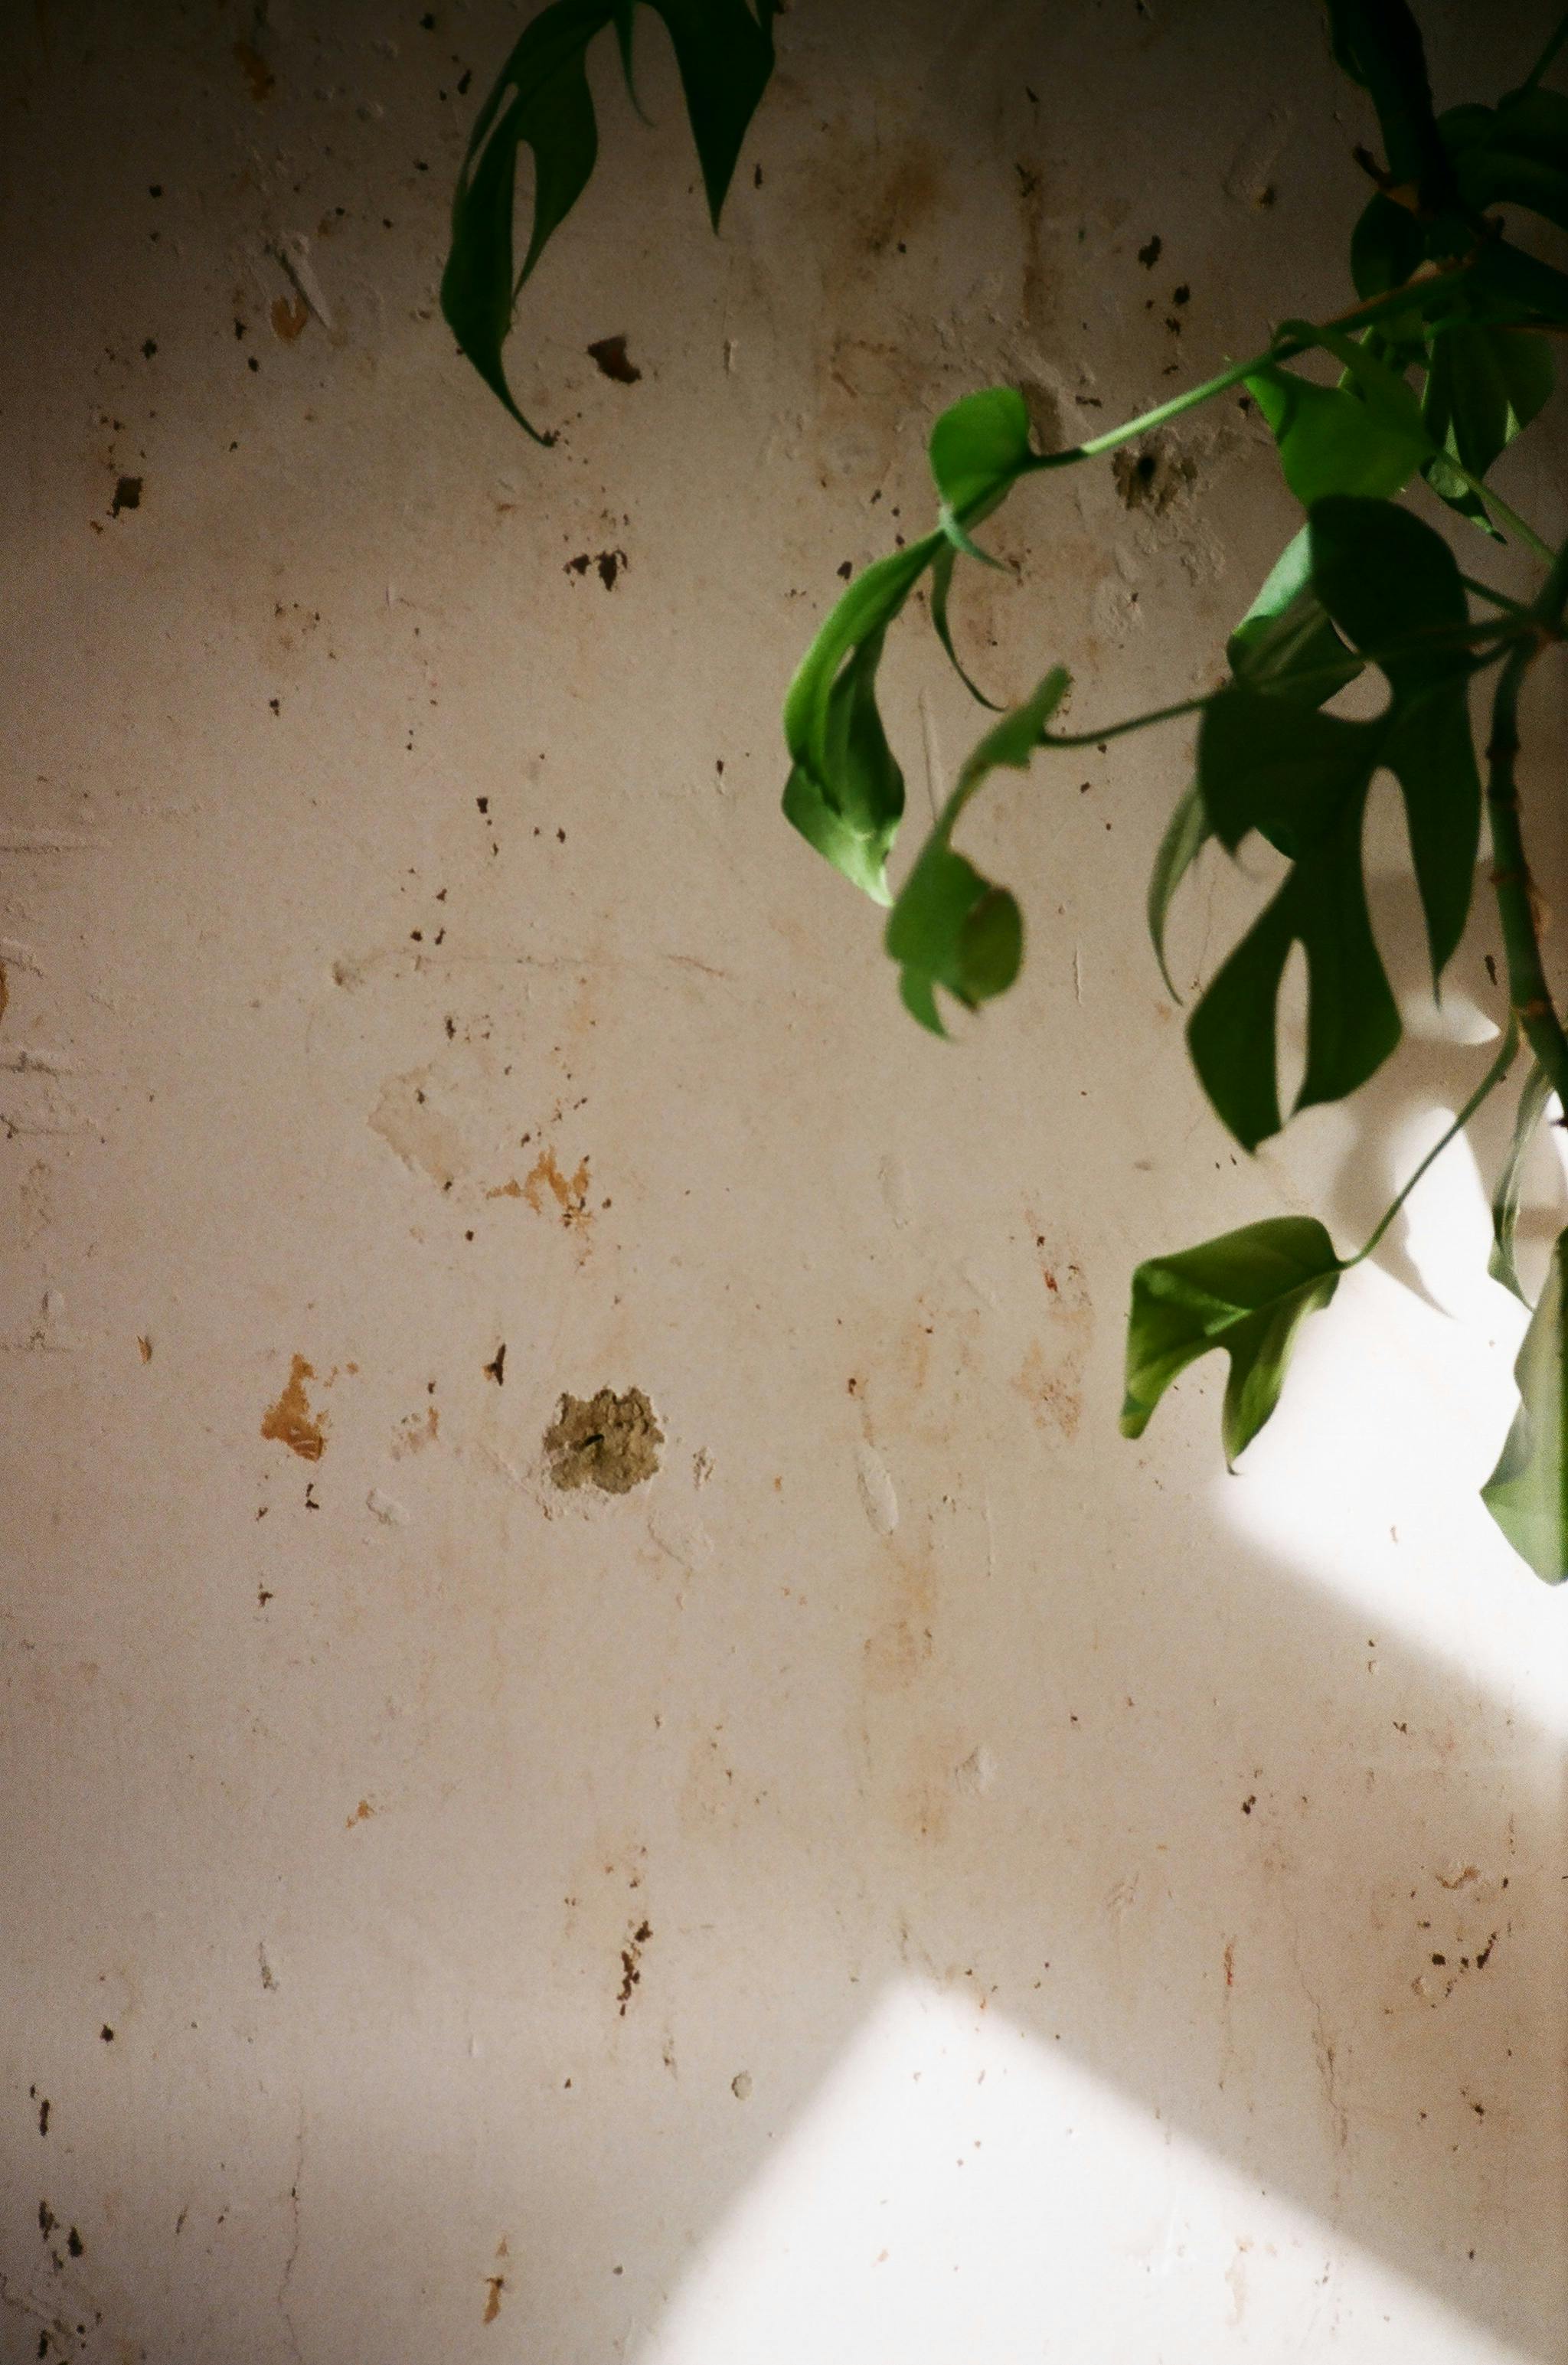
[0,959,7,1025]
[521,1147,590,1227]
[485,1178,524,1199]
[392,1403,439,1457]
[1014,1226,1094,1439]
[482,2278,505,2324]
[345,1798,374,1828]
[617,1919,653,2014]
[261,1354,327,1462]
[270,294,308,342]
[234,38,274,99]
[136,1334,152,1364]
[1224,1939,1236,1988]
[863,1543,936,1697]
[586,334,641,384]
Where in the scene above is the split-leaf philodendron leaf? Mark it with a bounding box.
[443,0,773,438]
[1187,495,1481,1150]
[1122,1217,1344,1465]
[1482,1230,1568,1583]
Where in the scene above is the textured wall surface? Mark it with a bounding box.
[4,3,1567,2360]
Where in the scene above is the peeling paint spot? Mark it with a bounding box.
[952,1745,996,1797]
[1112,436,1196,513]
[136,1334,152,1363]
[545,1388,662,1493]
[366,1488,409,1525]
[368,1069,465,1188]
[260,1355,326,1461]
[730,2070,753,2100]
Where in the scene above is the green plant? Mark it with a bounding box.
[445,1,1568,1580]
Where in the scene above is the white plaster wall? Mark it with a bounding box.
[3,4,1567,2360]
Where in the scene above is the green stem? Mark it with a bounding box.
[1039,618,1522,753]
[1351,1023,1521,1265]
[1521,8,1568,91]
[1014,265,1475,479]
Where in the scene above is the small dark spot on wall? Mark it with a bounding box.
[38,2097,49,2136]
[67,2229,83,2259]
[836,560,852,580]
[100,2026,114,2043]
[38,2201,54,2239]
[587,335,641,384]
[1240,1794,1256,1815]
[1112,436,1195,514]
[110,475,142,518]
[483,1341,506,1386]
[142,338,158,358]
[458,68,472,94]
[1137,234,1162,267]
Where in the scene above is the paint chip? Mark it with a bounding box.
[544,1388,662,1494]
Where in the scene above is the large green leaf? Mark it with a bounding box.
[1442,89,1568,235]
[1188,497,1481,1149]
[929,386,1036,536]
[1247,330,1431,508]
[782,534,942,902]
[1482,1229,1568,1583]
[442,0,773,436]
[1148,526,1362,1001]
[1324,0,1452,199]
[884,671,1067,1033]
[1122,1215,1344,1465]
[1423,324,1555,530]
[1489,1059,1557,1302]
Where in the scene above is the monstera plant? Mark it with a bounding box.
[442,0,1568,1579]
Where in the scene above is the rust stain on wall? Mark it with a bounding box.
[521,1147,590,1226]
[261,1355,327,1461]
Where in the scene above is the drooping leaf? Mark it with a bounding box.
[442,0,773,435]
[1148,527,1363,1004]
[1422,323,1555,530]
[1248,328,1431,508]
[929,544,1003,709]
[1442,88,1568,235]
[885,671,1067,1033]
[929,386,1037,531]
[1324,0,1453,199]
[1481,1228,1568,1583]
[782,534,942,901]
[1121,1215,1344,1465]
[1188,497,1481,1148]
[1490,1059,1557,1302]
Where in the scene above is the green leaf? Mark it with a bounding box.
[1148,527,1361,1005]
[1470,237,1568,328]
[442,0,773,434]
[1248,329,1430,507]
[929,387,1036,527]
[884,671,1067,1034]
[1324,0,1452,196]
[929,544,1003,710]
[1490,1059,1557,1302]
[1188,497,1481,1148]
[1350,191,1426,299]
[1148,782,1212,1004]
[646,0,776,227]
[1443,89,1568,234]
[1121,1215,1344,1465]
[1423,324,1555,529]
[782,534,942,900]
[442,0,611,439]
[1482,1228,1568,1583]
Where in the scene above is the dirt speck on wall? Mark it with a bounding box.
[544,1388,663,1494]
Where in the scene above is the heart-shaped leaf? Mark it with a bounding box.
[1188,496,1481,1148]
[1482,1228,1568,1583]
[1248,329,1432,508]
[1122,1216,1344,1465]
[885,671,1067,1033]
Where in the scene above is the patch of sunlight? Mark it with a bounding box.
[639,1980,1521,2365]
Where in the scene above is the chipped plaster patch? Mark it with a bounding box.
[544,1388,663,1494]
